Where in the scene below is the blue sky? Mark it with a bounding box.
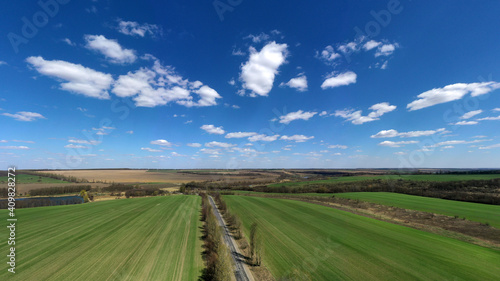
[1,0,500,169]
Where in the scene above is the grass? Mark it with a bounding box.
[0,195,203,281]
[333,192,500,228]
[268,174,500,188]
[0,174,70,184]
[224,195,500,280]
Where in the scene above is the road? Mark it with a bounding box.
[208,196,254,281]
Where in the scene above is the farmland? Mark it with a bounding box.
[269,174,500,188]
[0,174,70,184]
[0,196,203,280]
[224,195,500,280]
[335,192,500,228]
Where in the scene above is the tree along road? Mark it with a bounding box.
[208,196,255,281]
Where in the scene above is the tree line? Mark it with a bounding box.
[200,193,233,280]
[0,196,84,209]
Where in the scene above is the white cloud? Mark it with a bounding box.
[378,140,419,148]
[375,44,397,57]
[338,42,358,54]
[453,121,478,125]
[244,33,270,43]
[394,152,407,155]
[65,144,87,149]
[477,115,500,121]
[117,20,161,37]
[171,152,186,157]
[321,71,357,89]
[0,61,7,66]
[460,110,483,119]
[479,143,500,150]
[201,125,225,135]
[68,139,100,145]
[150,139,173,146]
[200,148,221,155]
[248,134,280,142]
[0,146,30,150]
[319,111,328,116]
[62,38,75,46]
[371,128,446,138]
[205,141,236,148]
[493,108,500,112]
[363,40,381,51]
[407,82,500,111]
[280,135,314,142]
[84,35,137,64]
[279,110,317,124]
[187,143,202,148]
[2,111,45,122]
[27,56,113,99]
[126,131,134,134]
[280,75,308,92]
[328,145,348,149]
[317,45,341,63]
[141,147,161,152]
[335,102,396,125]
[225,132,257,138]
[239,42,288,97]
[112,58,221,107]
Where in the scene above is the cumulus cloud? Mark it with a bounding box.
[371,128,446,138]
[321,71,357,89]
[112,58,221,107]
[239,42,288,97]
[278,110,317,124]
[460,110,483,120]
[27,56,114,99]
[378,140,419,148]
[452,121,478,125]
[244,32,270,43]
[68,139,101,145]
[62,38,75,46]
[477,115,500,121]
[150,139,173,146]
[317,45,341,63]
[205,141,236,148]
[84,35,137,64]
[407,82,500,111]
[363,40,382,51]
[201,125,225,135]
[479,143,500,150]
[375,43,398,57]
[2,111,45,122]
[328,145,348,149]
[65,144,87,149]
[225,132,258,138]
[0,146,30,150]
[187,143,202,147]
[248,134,280,142]
[280,74,308,92]
[280,135,314,142]
[117,20,161,37]
[335,102,396,125]
[141,147,161,152]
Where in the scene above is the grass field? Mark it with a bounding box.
[269,174,500,188]
[0,196,203,281]
[0,174,70,184]
[224,196,500,280]
[334,192,500,228]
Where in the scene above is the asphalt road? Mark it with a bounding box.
[208,196,253,281]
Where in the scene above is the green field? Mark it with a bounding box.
[0,196,203,280]
[0,174,70,184]
[224,195,500,280]
[269,174,500,188]
[334,192,500,228]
